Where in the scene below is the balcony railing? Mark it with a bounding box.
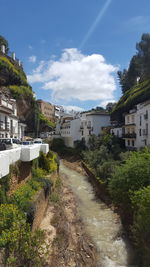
[122,133,136,138]
[0,121,10,131]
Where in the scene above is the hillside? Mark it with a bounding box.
[111,79,150,122]
[0,49,55,135]
[0,51,37,132]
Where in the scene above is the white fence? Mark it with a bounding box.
[0,144,49,178]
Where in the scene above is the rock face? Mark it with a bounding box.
[0,53,37,134]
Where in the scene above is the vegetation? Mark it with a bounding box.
[118,33,150,94]
[39,113,55,128]
[82,134,150,266]
[0,204,46,267]
[0,150,58,266]
[112,78,150,121]
[0,55,28,87]
[112,33,150,122]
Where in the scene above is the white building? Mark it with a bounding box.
[0,95,26,140]
[56,111,110,147]
[54,105,64,120]
[136,100,150,148]
[123,100,150,149]
[80,111,110,144]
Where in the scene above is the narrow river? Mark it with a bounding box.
[60,162,136,267]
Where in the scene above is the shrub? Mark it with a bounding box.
[0,204,47,266]
[131,186,150,266]
[10,183,39,212]
[109,148,150,209]
[39,152,50,172]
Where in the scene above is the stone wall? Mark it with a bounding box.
[31,189,49,231]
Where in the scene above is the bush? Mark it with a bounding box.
[131,186,150,266]
[38,151,57,173]
[0,204,47,266]
[109,148,150,209]
[10,182,40,212]
[50,138,66,153]
[0,174,10,204]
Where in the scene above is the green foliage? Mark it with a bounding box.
[38,151,57,173]
[9,85,33,99]
[50,138,66,153]
[131,186,150,264]
[109,148,150,209]
[50,192,60,203]
[0,55,28,86]
[0,174,10,204]
[111,78,150,122]
[0,204,47,266]
[39,112,55,128]
[39,152,51,172]
[10,182,41,212]
[118,33,150,94]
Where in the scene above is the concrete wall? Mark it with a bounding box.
[0,144,49,178]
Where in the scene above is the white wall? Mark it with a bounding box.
[0,144,49,178]
[111,127,123,138]
[136,101,150,148]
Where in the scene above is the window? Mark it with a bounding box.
[140,115,142,126]
[127,116,130,123]
[128,140,130,146]
[139,129,141,136]
[131,115,134,123]
[132,140,134,147]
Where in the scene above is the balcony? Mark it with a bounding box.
[122,133,136,138]
[0,121,9,131]
[0,98,13,113]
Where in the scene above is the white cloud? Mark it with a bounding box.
[27,48,118,102]
[28,55,37,63]
[63,105,84,113]
[99,99,116,108]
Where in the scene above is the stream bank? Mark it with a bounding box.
[40,167,98,267]
[60,160,137,267]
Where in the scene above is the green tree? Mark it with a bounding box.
[131,186,150,266]
[109,148,150,209]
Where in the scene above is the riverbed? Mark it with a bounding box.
[60,162,137,267]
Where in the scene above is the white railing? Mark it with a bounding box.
[0,144,49,178]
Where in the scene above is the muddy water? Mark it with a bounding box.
[60,162,136,267]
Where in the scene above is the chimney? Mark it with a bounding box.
[12,52,16,60]
[1,45,5,54]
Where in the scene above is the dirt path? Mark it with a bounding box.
[39,165,99,267]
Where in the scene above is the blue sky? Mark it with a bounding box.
[1,0,150,111]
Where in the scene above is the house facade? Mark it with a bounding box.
[0,96,18,138]
[112,100,150,150]
[37,99,55,122]
[0,95,26,140]
[56,111,110,147]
